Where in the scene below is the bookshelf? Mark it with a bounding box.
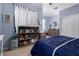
[18,26,39,47]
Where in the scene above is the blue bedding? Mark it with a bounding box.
[31,36,75,56]
[55,38,79,56]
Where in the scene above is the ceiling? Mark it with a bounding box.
[46,3,77,10]
[15,3,78,17]
[43,3,78,16]
[15,3,42,11]
[29,3,42,9]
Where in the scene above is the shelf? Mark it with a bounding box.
[18,33,39,35]
[18,26,39,47]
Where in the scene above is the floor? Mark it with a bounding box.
[3,45,34,56]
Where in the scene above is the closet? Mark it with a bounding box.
[60,14,79,38]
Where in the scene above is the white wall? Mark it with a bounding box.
[60,14,79,38]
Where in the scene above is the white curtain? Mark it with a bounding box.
[18,6,28,26]
[15,6,28,33]
[28,10,32,26]
[15,6,19,33]
[14,5,38,33]
[28,11,38,26]
[33,12,38,26]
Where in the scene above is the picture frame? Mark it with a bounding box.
[3,14,10,23]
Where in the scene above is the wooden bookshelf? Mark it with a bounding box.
[18,26,40,47]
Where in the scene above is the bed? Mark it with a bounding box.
[31,36,79,56]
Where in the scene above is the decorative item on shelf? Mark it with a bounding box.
[26,30,27,33]
[3,13,11,23]
[26,35,28,38]
[31,39,35,43]
[26,30,30,33]
[31,29,34,33]
[19,29,23,34]
[19,35,25,41]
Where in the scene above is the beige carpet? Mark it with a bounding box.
[3,45,34,56]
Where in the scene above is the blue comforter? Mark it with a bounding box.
[55,38,79,56]
[31,36,75,56]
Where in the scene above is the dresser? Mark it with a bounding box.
[48,29,59,36]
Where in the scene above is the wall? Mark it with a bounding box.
[60,4,79,17]
[60,4,79,38]
[1,3,14,49]
[48,15,60,29]
[43,14,60,32]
